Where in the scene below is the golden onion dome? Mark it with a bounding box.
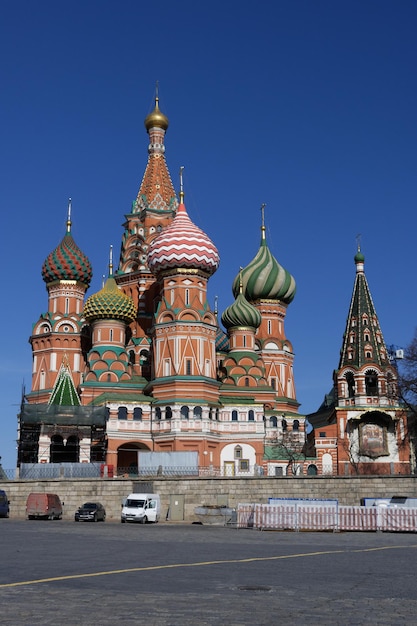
[144,97,169,132]
[83,276,137,324]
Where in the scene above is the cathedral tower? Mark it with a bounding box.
[29,200,92,401]
[308,247,410,475]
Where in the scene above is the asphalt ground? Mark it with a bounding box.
[0,520,416,625]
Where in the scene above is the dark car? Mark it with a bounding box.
[74,502,106,522]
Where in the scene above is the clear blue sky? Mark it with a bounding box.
[1,1,416,468]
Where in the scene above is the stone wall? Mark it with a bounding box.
[1,475,417,522]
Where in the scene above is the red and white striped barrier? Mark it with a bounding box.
[237,503,417,533]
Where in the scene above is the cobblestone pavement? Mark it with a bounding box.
[1,521,416,625]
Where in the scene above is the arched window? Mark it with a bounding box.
[50,435,64,463]
[133,407,142,421]
[248,410,255,421]
[129,350,135,365]
[307,464,318,476]
[245,377,249,386]
[165,406,172,420]
[365,370,378,396]
[270,416,278,427]
[118,406,128,420]
[282,418,287,432]
[215,408,220,421]
[193,406,202,419]
[180,406,189,419]
[155,407,161,420]
[65,435,79,463]
[234,445,242,459]
[345,372,355,398]
[232,410,238,421]
[140,349,149,365]
[293,419,299,431]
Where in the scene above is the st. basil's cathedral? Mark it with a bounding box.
[18,95,411,477]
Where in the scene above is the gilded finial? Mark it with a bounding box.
[179,166,185,203]
[109,245,113,277]
[214,295,219,315]
[239,267,243,294]
[144,82,169,131]
[261,203,266,240]
[66,198,72,233]
[356,233,362,251]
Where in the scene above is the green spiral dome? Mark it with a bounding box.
[221,292,262,330]
[232,238,296,304]
[83,276,137,323]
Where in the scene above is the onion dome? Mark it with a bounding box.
[42,200,92,287]
[147,186,219,275]
[232,213,295,303]
[83,276,137,323]
[355,248,365,264]
[221,292,262,330]
[84,247,136,323]
[144,97,169,132]
[216,327,230,352]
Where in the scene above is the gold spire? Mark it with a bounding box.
[261,203,266,241]
[144,84,169,131]
[66,198,72,233]
[109,245,113,277]
[179,166,185,203]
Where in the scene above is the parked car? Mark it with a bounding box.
[0,490,10,518]
[75,502,106,522]
[26,492,63,520]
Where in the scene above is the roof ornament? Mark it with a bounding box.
[260,203,266,241]
[239,267,244,294]
[179,166,185,203]
[214,295,219,316]
[356,232,362,251]
[66,198,72,233]
[109,244,113,277]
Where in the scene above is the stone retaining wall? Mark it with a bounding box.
[1,475,417,522]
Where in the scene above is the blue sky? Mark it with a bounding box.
[1,0,416,468]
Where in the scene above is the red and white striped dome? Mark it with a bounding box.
[147,202,219,276]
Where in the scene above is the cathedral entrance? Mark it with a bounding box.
[117,443,150,476]
[50,434,80,463]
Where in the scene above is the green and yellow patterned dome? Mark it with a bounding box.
[83,276,137,323]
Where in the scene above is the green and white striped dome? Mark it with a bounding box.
[221,292,262,330]
[232,236,296,304]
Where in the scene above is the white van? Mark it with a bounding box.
[121,493,161,524]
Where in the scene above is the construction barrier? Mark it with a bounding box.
[237,503,417,533]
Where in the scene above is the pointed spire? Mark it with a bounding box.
[66,198,72,233]
[109,245,113,277]
[260,203,266,242]
[338,247,389,370]
[48,359,81,406]
[179,166,185,204]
